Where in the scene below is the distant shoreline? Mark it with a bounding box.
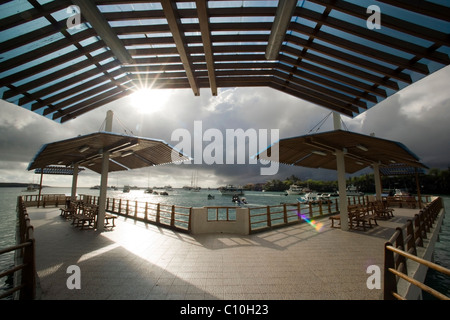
[0,183,47,188]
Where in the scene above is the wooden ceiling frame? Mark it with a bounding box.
[0,0,448,123]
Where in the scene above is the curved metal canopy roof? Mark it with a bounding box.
[27,131,190,174]
[256,129,428,174]
[1,0,449,123]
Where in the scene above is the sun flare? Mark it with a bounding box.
[130,88,171,113]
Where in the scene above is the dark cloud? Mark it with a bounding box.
[1,65,450,187]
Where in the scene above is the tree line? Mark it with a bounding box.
[243,168,450,195]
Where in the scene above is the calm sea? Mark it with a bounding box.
[1,187,449,299]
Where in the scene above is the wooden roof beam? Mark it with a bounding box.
[278,54,386,98]
[307,0,450,47]
[270,81,354,117]
[376,0,450,22]
[196,0,217,96]
[160,0,199,96]
[296,7,450,65]
[71,0,134,65]
[266,0,298,60]
[289,23,430,75]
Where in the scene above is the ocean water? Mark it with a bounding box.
[1,187,449,299]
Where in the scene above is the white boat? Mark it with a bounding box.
[144,187,153,193]
[338,185,364,196]
[286,184,305,195]
[219,185,244,196]
[298,192,332,204]
[394,189,409,197]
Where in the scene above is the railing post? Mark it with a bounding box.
[283,203,287,224]
[156,203,160,224]
[308,202,313,218]
[134,201,138,218]
[20,239,36,300]
[406,220,417,256]
[144,202,148,221]
[126,200,129,216]
[384,243,397,300]
[118,199,122,215]
[188,207,192,231]
[171,205,175,227]
[394,227,408,274]
[318,201,323,216]
[266,206,271,227]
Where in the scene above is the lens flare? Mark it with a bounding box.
[298,212,324,232]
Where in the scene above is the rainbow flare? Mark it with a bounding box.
[298,213,324,232]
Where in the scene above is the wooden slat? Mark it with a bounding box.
[275,62,379,103]
[289,23,430,75]
[307,0,450,46]
[278,54,386,99]
[376,0,450,22]
[296,7,450,65]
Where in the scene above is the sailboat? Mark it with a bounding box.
[191,170,200,192]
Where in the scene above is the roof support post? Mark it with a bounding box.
[71,163,79,202]
[333,112,348,230]
[373,162,382,201]
[97,110,113,231]
[336,149,348,231]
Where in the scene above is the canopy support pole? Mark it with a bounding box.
[336,149,349,231]
[373,162,382,201]
[97,110,113,231]
[333,112,348,230]
[71,163,79,202]
[37,168,44,208]
[415,168,423,208]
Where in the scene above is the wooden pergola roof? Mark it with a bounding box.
[256,129,427,174]
[27,131,190,174]
[1,0,449,122]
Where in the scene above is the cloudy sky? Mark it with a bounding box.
[1,65,450,188]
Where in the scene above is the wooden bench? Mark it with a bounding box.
[72,205,97,230]
[104,213,117,230]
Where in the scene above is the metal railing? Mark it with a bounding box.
[81,195,192,232]
[0,197,36,300]
[384,197,449,300]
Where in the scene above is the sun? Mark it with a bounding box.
[130,88,171,113]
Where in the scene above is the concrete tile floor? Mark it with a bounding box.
[29,206,417,300]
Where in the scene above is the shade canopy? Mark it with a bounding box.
[257,130,427,174]
[27,131,189,174]
[0,1,449,122]
[34,165,85,175]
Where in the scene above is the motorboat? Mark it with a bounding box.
[298,192,331,204]
[123,185,130,193]
[338,185,364,196]
[144,187,153,193]
[286,184,305,195]
[220,185,244,196]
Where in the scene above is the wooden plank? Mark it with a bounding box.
[289,23,430,75]
[307,0,450,46]
[296,7,450,65]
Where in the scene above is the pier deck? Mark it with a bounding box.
[29,206,419,300]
